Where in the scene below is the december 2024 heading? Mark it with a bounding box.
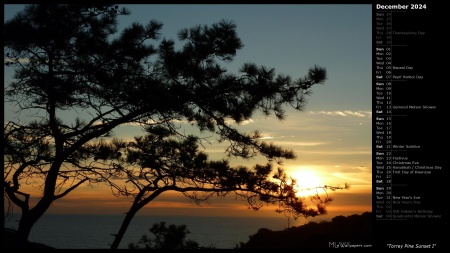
[376,4,426,10]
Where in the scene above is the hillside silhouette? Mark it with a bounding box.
[237,212,372,249]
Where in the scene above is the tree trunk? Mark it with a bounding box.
[14,206,49,249]
[14,215,33,249]
[13,162,61,248]
[110,205,140,249]
[110,190,163,249]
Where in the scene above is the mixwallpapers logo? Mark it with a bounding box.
[329,242,372,249]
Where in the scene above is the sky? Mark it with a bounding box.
[4,4,372,224]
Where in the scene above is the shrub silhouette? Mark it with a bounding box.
[128,222,214,249]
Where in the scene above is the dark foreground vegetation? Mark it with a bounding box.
[237,211,372,249]
[4,212,371,249]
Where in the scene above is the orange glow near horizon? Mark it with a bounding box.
[5,161,371,219]
[4,176,371,219]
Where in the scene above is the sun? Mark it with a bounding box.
[290,169,323,197]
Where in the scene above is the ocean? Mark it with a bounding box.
[4,214,297,249]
